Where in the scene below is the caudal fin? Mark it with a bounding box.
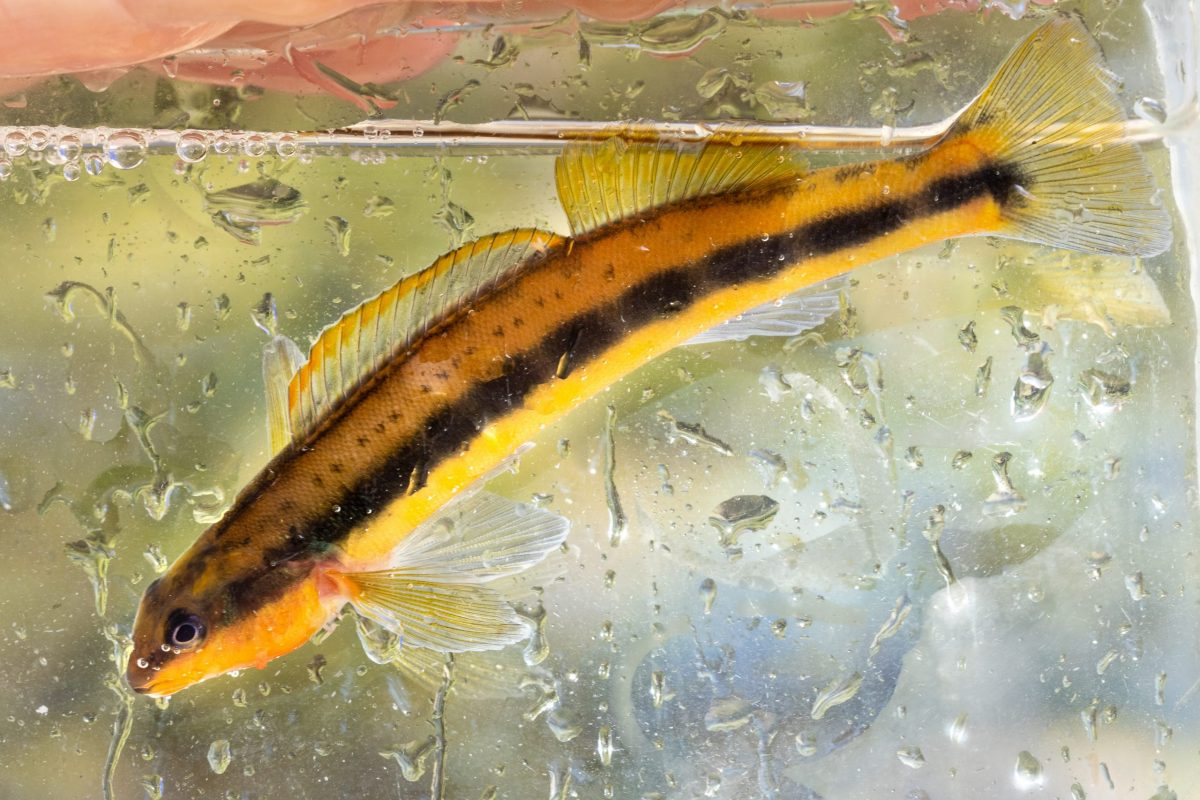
[953,15,1171,257]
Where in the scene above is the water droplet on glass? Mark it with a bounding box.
[983,452,1027,517]
[811,672,863,721]
[143,544,167,573]
[62,162,81,181]
[213,293,231,320]
[363,195,396,218]
[709,495,779,554]
[1000,306,1039,350]
[83,153,104,176]
[517,601,549,666]
[749,449,788,489]
[704,694,752,732]
[1134,96,1168,124]
[896,745,925,769]
[1079,368,1130,413]
[325,215,351,257]
[1013,750,1043,791]
[381,736,436,781]
[976,356,993,398]
[205,179,306,245]
[699,578,717,614]
[28,129,49,151]
[546,709,581,743]
[1096,649,1120,675]
[207,739,232,775]
[1125,571,1147,601]
[958,320,978,352]
[0,158,11,180]
[650,670,668,708]
[602,405,627,547]
[948,712,969,744]
[106,130,147,170]
[251,293,278,336]
[597,724,615,766]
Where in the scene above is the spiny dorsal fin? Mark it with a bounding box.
[287,228,565,443]
[555,137,805,236]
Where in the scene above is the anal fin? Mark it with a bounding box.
[683,279,844,346]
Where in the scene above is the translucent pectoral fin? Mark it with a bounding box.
[683,280,844,345]
[339,492,568,653]
[261,334,305,454]
[340,569,528,652]
[388,491,570,581]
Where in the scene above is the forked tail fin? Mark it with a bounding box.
[952,15,1171,257]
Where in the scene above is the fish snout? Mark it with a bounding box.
[125,651,163,695]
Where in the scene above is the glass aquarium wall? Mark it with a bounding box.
[0,1,1196,798]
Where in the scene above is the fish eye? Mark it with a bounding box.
[164,610,206,650]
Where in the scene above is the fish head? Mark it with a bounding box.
[126,548,340,697]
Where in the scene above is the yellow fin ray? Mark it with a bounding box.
[555,137,805,236]
[261,335,306,454]
[337,493,569,652]
[953,15,1170,257]
[286,228,565,443]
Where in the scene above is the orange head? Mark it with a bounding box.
[126,539,342,697]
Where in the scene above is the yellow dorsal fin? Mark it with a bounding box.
[554,137,805,236]
[286,228,565,444]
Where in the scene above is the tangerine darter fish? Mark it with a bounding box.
[128,16,1170,696]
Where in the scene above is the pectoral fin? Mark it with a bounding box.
[340,570,528,652]
[336,493,569,653]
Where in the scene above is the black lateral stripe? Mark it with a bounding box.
[244,158,1020,600]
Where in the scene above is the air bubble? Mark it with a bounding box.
[176,132,208,163]
[4,130,28,157]
[106,130,147,170]
[244,135,268,158]
[275,134,298,158]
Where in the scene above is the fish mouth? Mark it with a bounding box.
[127,673,183,698]
[126,655,178,697]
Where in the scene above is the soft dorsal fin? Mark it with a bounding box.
[262,334,306,454]
[287,228,565,444]
[554,138,805,236]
